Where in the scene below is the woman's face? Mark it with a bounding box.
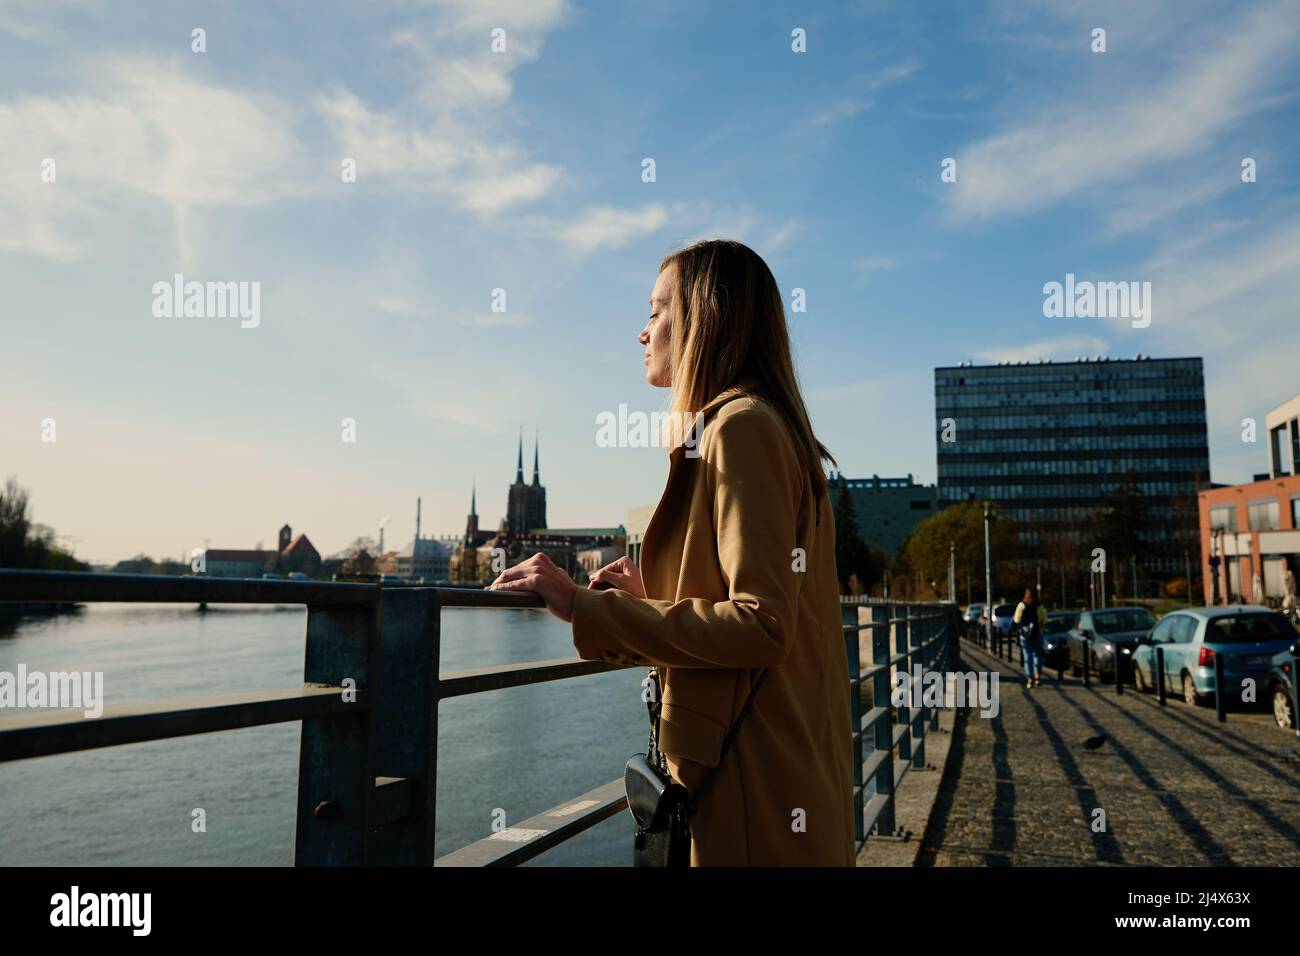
[640,266,674,388]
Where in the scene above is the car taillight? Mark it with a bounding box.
[1198,646,1214,667]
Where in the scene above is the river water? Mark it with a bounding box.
[0,603,647,866]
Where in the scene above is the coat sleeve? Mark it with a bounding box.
[1013,602,1025,624]
[570,407,805,669]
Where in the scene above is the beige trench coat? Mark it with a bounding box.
[571,383,856,866]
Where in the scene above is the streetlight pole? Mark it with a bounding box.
[949,541,956,603]
[984,503,993,648]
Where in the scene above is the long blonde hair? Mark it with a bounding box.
[660,238,836,500]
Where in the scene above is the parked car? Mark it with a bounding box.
[1042,611,1080,670]
[963,603,985,624]
[1067,606,1157,682]
[1131,606,1298,707]
[1266,639,1299,730]
[991,604,1017,637]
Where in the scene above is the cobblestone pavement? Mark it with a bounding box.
[918,638,1300,866]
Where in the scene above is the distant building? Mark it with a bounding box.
[1200,475,1300,605]
[1267,394,1300,478]
[395,536,454,581]
[935,355,1209,574]
[203,549,274,579]
[577,545,624,578]
[505,433,547,534]
[1201,391,1300,605]
[445,438,622,583]
[625,504,654,565]
[830,472,937,557]
[203,523,320,578]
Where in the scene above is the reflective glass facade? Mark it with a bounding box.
[935,357,1209,564]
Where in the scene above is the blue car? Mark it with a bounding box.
[991,604,1017,637]
[1131,606,1299,707]
[1042,611,1080,671]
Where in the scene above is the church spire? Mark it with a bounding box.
[532,432,540,486]
[515,428,524,484]
[470,480,477,516]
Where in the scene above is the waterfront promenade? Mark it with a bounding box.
[915,639,1300,866]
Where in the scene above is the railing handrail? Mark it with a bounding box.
[1,569,960,864]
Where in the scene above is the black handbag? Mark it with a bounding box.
[623,498,820,867]
[625,667,767,867]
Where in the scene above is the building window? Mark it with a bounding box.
[1272,426,1291,476]
[1248,498,1279,531]
[1209,505,1236,532]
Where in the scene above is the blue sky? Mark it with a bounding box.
[2,0,1298,563]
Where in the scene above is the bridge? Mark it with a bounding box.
[2,568,1296,866]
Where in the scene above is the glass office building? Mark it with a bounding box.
[934,356,1210,571]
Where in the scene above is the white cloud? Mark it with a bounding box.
[315,1,572,217]
[1145,208,1300,350]
[314,89,562,216]
[1100,169,1236,237]
[804,60,918,128]
[946,1,1300,221]
[763,219,801,254]
[0,56,306,263]
[556,203,671,254]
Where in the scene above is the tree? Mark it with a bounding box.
[833,478,883,595]
[901,500,1020,600]
[0,477,87,571]
[1098,471,1146,591]
[0,476,31,569]
[340,537,378,575]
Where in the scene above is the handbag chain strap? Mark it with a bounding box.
[646,495,821,817]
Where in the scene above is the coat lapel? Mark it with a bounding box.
[639,379,757,595]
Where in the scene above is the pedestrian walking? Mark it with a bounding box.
[1015,587,1048,687]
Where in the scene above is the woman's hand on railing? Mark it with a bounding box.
[587,556,646,599]
[485,552,579,623]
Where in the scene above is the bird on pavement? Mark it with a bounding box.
[1082,733,1107,751]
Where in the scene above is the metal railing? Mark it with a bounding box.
[841,599,961,843]
[1,570,959,864]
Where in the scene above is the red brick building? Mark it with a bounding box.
[1198,475,1300,605]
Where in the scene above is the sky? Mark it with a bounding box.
[1,0,1298,564]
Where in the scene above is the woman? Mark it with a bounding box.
[1014,587,1048,688]
[486,239,856,866]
